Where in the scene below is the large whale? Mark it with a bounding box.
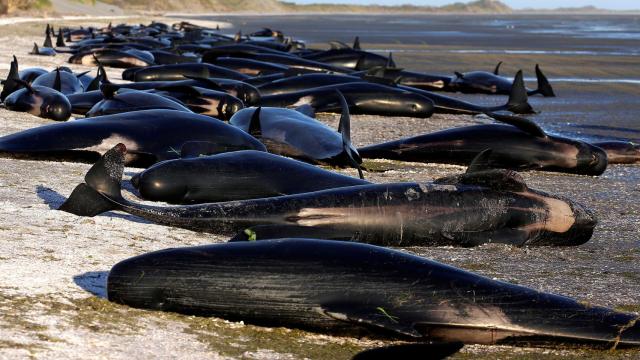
[107,239,640,347]
[102,77,261,106]
[256,72,533,115]
[0,110,265,167]
[121,63,250,82]
[59,144,596,247]
[448,63,556,97]
[259,82,435,118]
[358,119,608,176]
[85,84,193,117]
[131,150,369,204]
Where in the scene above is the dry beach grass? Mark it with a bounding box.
[0,17,638,359]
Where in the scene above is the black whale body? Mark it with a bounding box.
[357,124,608,176]
[59,144,596,247]
[131,150,369,204]
[107,238,640,347]
[0,110,265,167]
[259,82,435,118]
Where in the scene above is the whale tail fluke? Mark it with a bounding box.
[506,70,534,114]
[58,183,117,216]
[534,64,556,97]
[58,144,127,216]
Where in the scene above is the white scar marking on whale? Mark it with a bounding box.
[292,96,315,107]
[76,134,140,154]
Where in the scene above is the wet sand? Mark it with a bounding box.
[0,15,638,359]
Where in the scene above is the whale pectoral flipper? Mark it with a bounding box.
[465,149,493,173]
[229,225,358,242]
[317,304,423,338]
[58,183,117,216]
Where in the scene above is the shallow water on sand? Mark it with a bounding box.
[180,14,640,143]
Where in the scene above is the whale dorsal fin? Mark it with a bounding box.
[434,169,528,192]
[336,90,364,179]
[454,71,464,79]
[353,36,361,50]
[31,43,39,55]
[493,61,503,75]
[248,106,262,136]
[1,56,23,100]
[56,28,66,47]
[506,70,534,114]
[100,83,119,99]
[87,57,110,91]
[53,68,62,92]
[466,149,493,174]
[43,30,53,48]
[386,52,394,68]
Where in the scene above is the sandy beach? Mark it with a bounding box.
[0,14,638,359]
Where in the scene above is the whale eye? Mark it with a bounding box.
[412,104,418,111]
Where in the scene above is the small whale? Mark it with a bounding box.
[131,149,368,204]
[230,91,362,174]
[0,110,265,167]
[358,117,608,176]
[4,80,71,121]
[85,84,193,117]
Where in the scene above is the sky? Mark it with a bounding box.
[290,0,637,10]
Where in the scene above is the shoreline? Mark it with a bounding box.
[0,15,637,360]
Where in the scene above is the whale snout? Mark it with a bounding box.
[576,143,608,175]
[565,201,598,245]
[543,199,597,246]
